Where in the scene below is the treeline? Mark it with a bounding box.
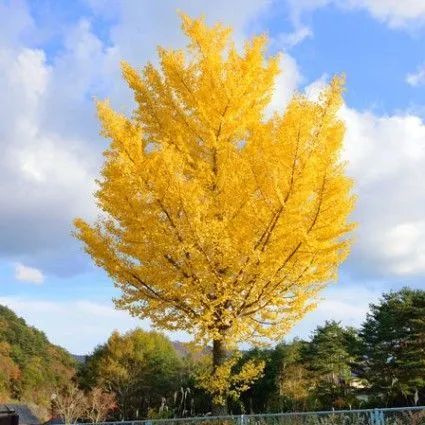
[244,287,424,412]
[76,288,424,419]
[1,287,424,422]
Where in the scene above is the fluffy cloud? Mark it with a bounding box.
[274,25,313,49]
[267,53,303,116]
[341,107,425,277]
[406,65,425,87]
[0,42,98,273]
[288,0,425,29]
[350,0,425,27]
[14,263,45,284]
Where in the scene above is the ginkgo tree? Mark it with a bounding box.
[74,13,355,414]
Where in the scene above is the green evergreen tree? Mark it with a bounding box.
[304,321,361,409]
[360,288,425,406]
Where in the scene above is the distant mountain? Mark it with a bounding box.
[171,340,191,356]
[171,340,211,360]
[71,354,87,364]
[0,305,76,411]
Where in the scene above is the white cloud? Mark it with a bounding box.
[340,105,425,277]
[304,73,329,100]
[14,263,45,284]
[406,65,425,86]
[274,25,313,49]
[288,0,425,28]
[267,53,303,116]
[0,42,98,272]
[382,221,425,274]
[0,297,190,354]
[352,0,425,27]
[0,1,34,47]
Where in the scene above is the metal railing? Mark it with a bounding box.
[71,406,425,425]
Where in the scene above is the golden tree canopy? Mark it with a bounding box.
[75,14,355,348]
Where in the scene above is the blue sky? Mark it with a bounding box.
[1,0,425,354]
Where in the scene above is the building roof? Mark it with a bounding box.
[0,405,41,425]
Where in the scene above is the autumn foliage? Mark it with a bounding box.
[74,14,355,411]
[0,305,75,408]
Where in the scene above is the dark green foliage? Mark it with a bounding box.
[304,321,362,409]
[240,323,362,413]
[360,288,425,406]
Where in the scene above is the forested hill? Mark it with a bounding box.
[0,304,76,409]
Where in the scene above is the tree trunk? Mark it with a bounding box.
[212,338,228,416]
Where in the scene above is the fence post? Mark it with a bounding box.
[372,408,379,425]
[371,408,385,425]
[239,414,245,425]
[379,409,385,425]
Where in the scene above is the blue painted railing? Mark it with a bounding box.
[71,406,425,425]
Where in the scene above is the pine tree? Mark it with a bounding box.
[305,321,360,409]
[360,288,425,406]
